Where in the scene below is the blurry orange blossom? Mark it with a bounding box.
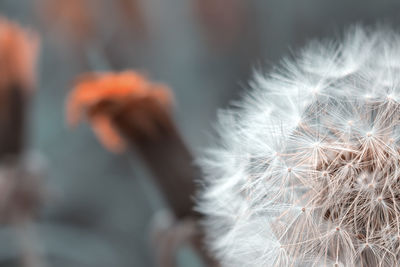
[66,71,173,153]
[0,17,40,93]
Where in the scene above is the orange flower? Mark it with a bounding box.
[0,17,40,93]
[66,71,173,153]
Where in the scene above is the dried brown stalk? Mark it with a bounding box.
[0,17,45,267]
[67,71,219,266]
[67,71,199,219]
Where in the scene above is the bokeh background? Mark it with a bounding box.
[0,0,400,266]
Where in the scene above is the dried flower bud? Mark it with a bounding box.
[0,17,40,159]
[66,71,172,153]
[0,17,39,93]
[199,26,400,266]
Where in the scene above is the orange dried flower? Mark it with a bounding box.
[66,71,173,153]
[0,17,40,92]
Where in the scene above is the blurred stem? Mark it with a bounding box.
[112,100,219,266]
[113,106,200,220]
[0,84,47,267]
[14,218,47,267]
[82,45,200,219]
[81,41,217,266]
[0,85,26,160]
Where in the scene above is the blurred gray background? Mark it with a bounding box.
[0,0,400,266]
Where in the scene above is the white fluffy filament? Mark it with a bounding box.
[199,26,400,267]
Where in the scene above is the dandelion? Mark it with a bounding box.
[198,26,400,266]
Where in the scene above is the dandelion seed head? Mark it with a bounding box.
[198,26,400,266]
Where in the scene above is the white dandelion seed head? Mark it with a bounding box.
[198,25,400,267]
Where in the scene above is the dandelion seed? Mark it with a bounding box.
[198,26,400,266]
